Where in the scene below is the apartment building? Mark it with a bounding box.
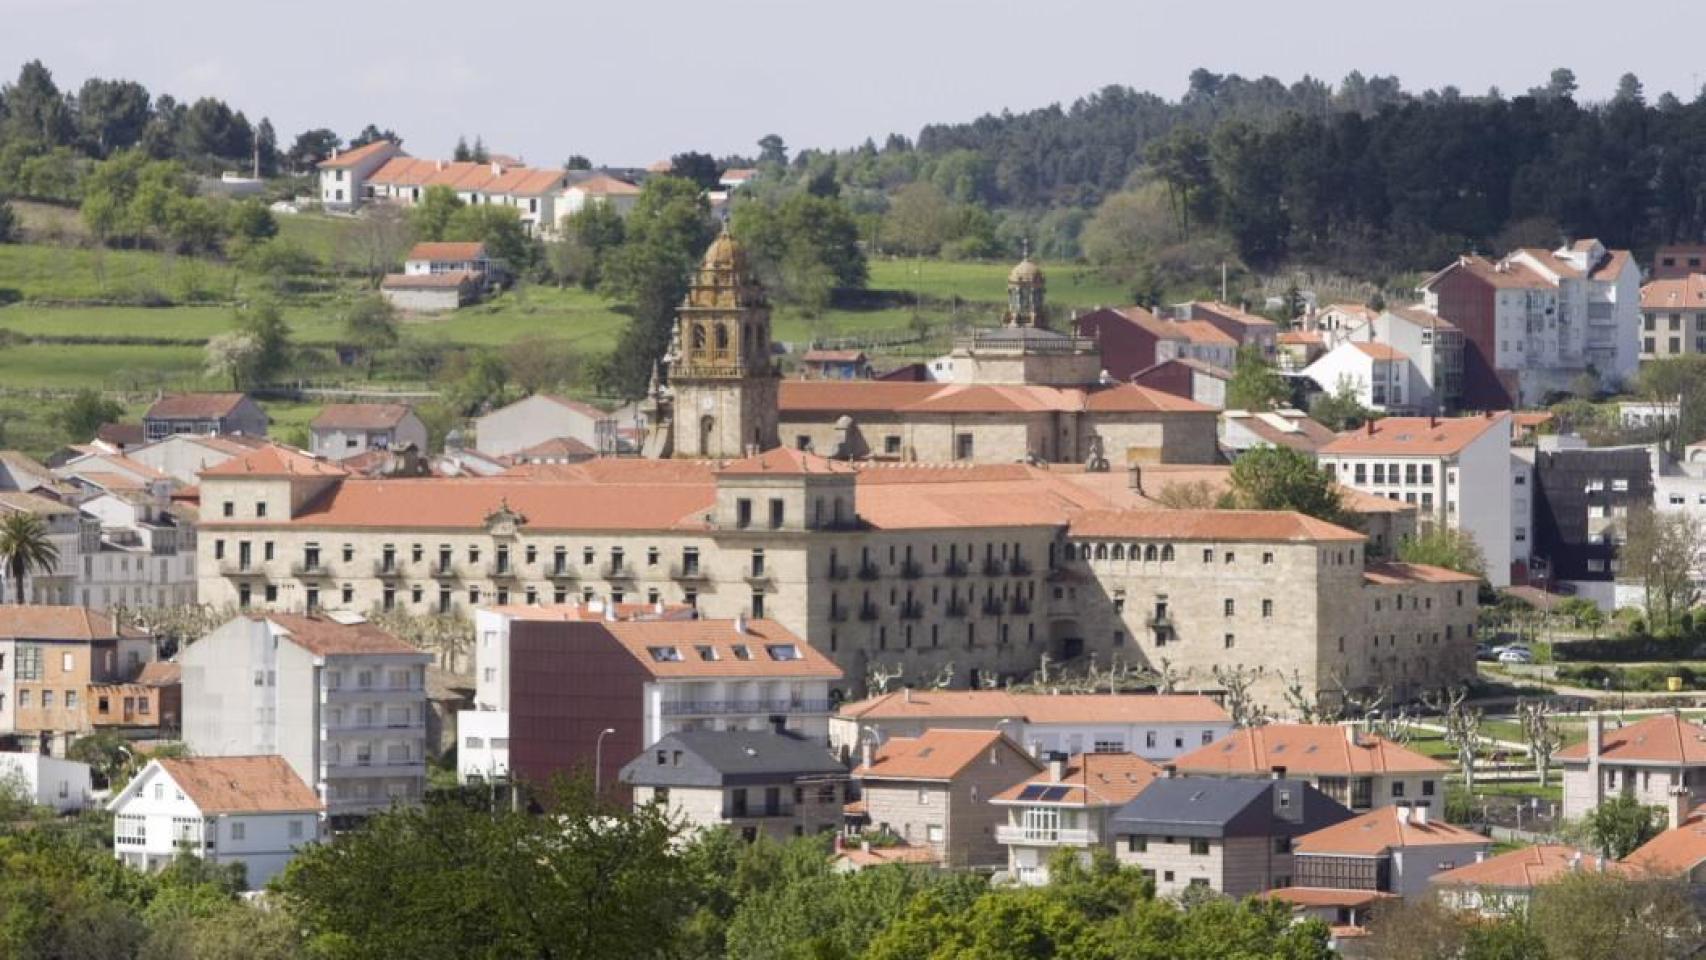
[1111,775,1352,898]
[110,755,322,889]
[0,606,157,755]
[830,689,1231,763]
[0,751,93,812]
[180,613,430,822]
[1304,306,1465,414]
[1419,240,1641,407]
[1638,273,1706,360]
[851,728,1042,868]
[1172,725,1451,814]
[1557,712,1706,822]
[1302,342,1415,413]
[621,729,846,841]
[1173,301,1280,356]
[992,751,1160,884]
[1074,307,1239,381]
[317,140,568,234]
[1318,414,1515,587]
[0,490,92,604]
[1527,438,1653,604]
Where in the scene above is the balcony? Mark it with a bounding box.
[670,563,709,582]
[486,562,518,581]
[217,559,262,577]
[994,825,1098,846]
[1011,596,1032,615]
[856,562,881,582]
[661,698,832,717]
[899,560,923,580]
[944,559,968,578]
[599,562,635,580]
[372,560,404,579]
[898,599,924,620]
[825,562,850,581]
[1009,558,1033,577]
[745,568,775,587]
[1145,612,1173,630]
[982,559,1004,577]
[982,596,1006,616]
[858,603,880,622]
[725,804,795,819]
[291,560,331,579]
[946,598,969,617]
[545,564,579,581]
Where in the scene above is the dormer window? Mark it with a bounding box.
[731,644,752,660]
[765,644,800,661]
[695,645,718,661]
[647,646,683,663]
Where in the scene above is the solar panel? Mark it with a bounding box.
[1040,786,1072,802]
[1017,785,1047,800]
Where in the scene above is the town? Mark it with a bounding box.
[4,25,1706,960]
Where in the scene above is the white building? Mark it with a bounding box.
[459,605,841,786]
[0,751,92,812]
[180,614,430,822]
[1342,307,1465,413]
[830,689,1233,764]
[1319,414,1514,587]
[557,174,643,223]
[316,140,405,210]
[473,394,619,459]
[109,755,322,889]
[1302,342,1415,414]
[309,404,429,462]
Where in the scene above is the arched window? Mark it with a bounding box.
[715,323,730,352]
[691,323,707,350]
[1144,544,1159,561]
[1161,545,1174,561]
[1094,543,1108,560]
[1111,544,1125,560]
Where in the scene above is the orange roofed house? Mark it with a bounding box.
[1431,844,1633,916]
[382,242,502,312]
[1558,712,1706,822]
[851,728,1043,868]
[142,393,268,442]
[1282,803,1491,899]
[992,751,1161,884]
[0,606,164,755]
[1171,724,1451,814]
[317,139,569,235]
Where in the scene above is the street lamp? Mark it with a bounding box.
[594,727,616,796]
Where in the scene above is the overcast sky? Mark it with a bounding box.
[5,0,1705,168]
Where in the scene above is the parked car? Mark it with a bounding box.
[1498,647,1534,665]
[1476,644,1497,661]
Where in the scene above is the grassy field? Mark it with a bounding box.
[866,257,1130,309]
[0,342,212,390]
[0,243,244,303]
[275,213,362,265]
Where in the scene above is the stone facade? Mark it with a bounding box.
[633,781,843,841]
[1114,834,1288,898]
[857,738,1041,868]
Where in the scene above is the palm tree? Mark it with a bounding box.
[0,512,60,605]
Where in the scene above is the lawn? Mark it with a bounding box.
[0,342,212,390]
[0,303,350,344]
[0,242,242,303]
[274,212,363,265]
[866,257,1131,309]
[1479,717,1586,748]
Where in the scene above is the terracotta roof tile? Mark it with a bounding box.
[153,756,321,814]
[1352,342,1408,361]
[1641,276,1706,310]
[381,272,474,289]
[1387,306,1459,333]
[717,447,856,476]
[1083,383,1216,412]
[310,404,413,430]
[1361,562,1480,585]
[1431,844,1629,889]
[577,619,841,680]
[1069,509,1364,543]
[510,437,598,460]
[1262,887,1396,909]
[1625,806,1706,876]
[1320,414,1508,457]
[407,242,487,262]
[145,393,250,420]
[254,613,422,657]
[990,752,1162,806]
[201,445,347,479]
[855,729,1038,781]
[1556,713,1706,765]
[1294,805,1490,855]
[777,380,1212,416]
[837,690,1230,724]
[0,606,147,640]
[318,140,398,169]
[1173,318,1242,345]
[134,661,181,686]
[567,174,641,196]
[1173,724,1450,776]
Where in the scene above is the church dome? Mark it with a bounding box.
[1008,256,1043,284]
[701,227,749,274]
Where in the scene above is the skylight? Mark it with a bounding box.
[647,646,683,662]
[731,645,753,660]
[765,644,801,661]
[695,645,718,661]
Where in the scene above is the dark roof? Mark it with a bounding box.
[620,730,846,788]
[1110,776,1351,839]
[144,393,252,421]
[96,422,145,446]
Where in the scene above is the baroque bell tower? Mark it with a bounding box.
[667,227,780,458]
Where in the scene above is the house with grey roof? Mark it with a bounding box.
[621,729,847,841]
[1110,775,1352,899]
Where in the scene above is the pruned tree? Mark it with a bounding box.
[1424,686,1482,793]
[1517,698,1563,788]
[342,203,412,286]
[1211,664,1269,727]
[1619,507,1705,633]
[369,608,475,673]
[1282,671,1330,724]
[928,662,955,690]
[865,663,903,695]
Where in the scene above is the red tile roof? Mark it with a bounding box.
[1431,845,1629,889]
[134,661,181,686]
[1173,724,1449,776]
[318,140,398,169]
[595,619,841,680]
[991,752,1162,806]
[1361,562,1480,585]
[833,843,942,868]
[254,613,421,657]
[1262,887,1396,909]
[1320,414,1508,457]
[777,380,1212,416]
[567,174,641,196]
[154,756,321,814]
[1173,318,1242,345]
[1294,805,1490,855]
[717,447,856,476]
[1641,275,1706,311]
[1186,301,1278,330]
[406,242,487,262]
[855,729,1039,781]
[510,437,598,460]
[1069,509,1365,543]
[1624,806,1706,876]
[310,403,413,430]
[145,393,250,420]
[837,690,1230,724]
[1352,342,1408,362]
[1556,713,1706,765]
[1421,255,1553,292]
[0,606,147,641]
[201,445,347,479]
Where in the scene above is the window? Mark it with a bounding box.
[1202,548,1213,563]
[1223,599,1234,616]
[1189,838,1210,856]
[231,822,246,840]
[769,499,785,529]
[256,502,268,518]
[1261,599,1273,618]
[288,820,303,840]
[1392,781,1407,798]
[885,435,902,455]
[1224,633,1235,649]
[1127,835,1148,853]
[222,501,234,518]
[736,498,752,528]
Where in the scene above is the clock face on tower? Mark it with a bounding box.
[700,396,715,412]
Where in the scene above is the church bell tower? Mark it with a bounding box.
[668,227,780,458]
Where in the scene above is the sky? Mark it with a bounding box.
[5,0,1706,168]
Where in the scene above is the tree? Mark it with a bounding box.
[0,198,15,244]
[1528,870,1696,960]
[204,332,259,390]
[1516,698,1563,788]
[66,731,135,789]
[1619,508,1703,633]
[75,78,151,157]
[341,295,399,376]
[0,512,61,604]
[1226,346,1291,411]
[1584,793,1658,859]
[501,337,583,397]
[409,185,464,242]
[1,61,74,147]
[601,176,715,398]
[547,201,624,289]
[669,151,720,191]
[277,780,698,960]
[1227,444,1350,525]
[1423,686,1482,794]
[348,124,400,149]
[444,203,530,269]
[286,128,340,173]
[1397,527,1487,578]
[1308,379,1374,430]
[757,134,788,168]
[452,135,472,162]
[563,155,592,171]
[54,389,125,442]
[1211,664,1270,727]
[880,181,957,256]
[226,199,277,245]
[343,203,412,286]
[1152,479,1226,509]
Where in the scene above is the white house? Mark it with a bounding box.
[473,394,618,459]
[1342,307,1465,413]
[557,174,643,224]
[309,404,429,462]
[0,751,93,812]
[109,755,322,889]
[1319,414,1515,587]
[316,140,404,210]
[1303,342,1414,413]
[829,689,1233,764]
[180,613,430,822]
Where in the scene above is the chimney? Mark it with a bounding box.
[1048,757,1066,783]
[1666,786,1694,831]
[903,687,912,704]
[860,741,874,770]
[491,161,503,176]
[435,159,445,171]
[769,715,786,735]
[1365,419,1375,436]
[1413,804,1428,825]
[1128,464,1143,494]
[1270,765,1287,780]
[734,614,748,635]
[1162,764,1177,779]
[1345,724,1361,747]
[1587,714,1603,759]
